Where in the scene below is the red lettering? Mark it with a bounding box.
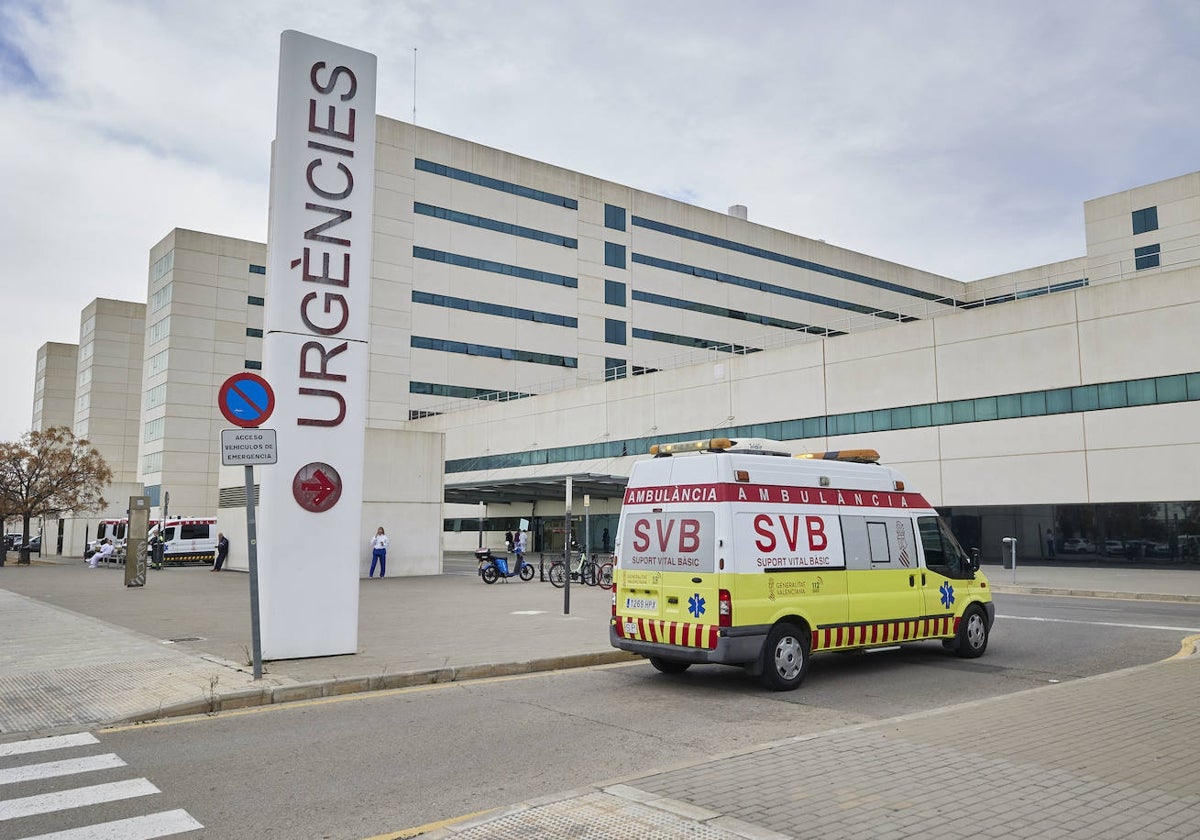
[654,519,676,552]
[632,519,650,552]
[299,340,348,380]
[807,516,827,551]
[300,292,349,336]
[753,514,775,552]
[306,158,353,201]
[779,515,802,551]
[310,62,358,101]
[679,519,700,553]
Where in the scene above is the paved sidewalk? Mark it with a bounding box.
[1,557,1198,838]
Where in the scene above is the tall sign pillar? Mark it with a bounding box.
[259,31,378,658]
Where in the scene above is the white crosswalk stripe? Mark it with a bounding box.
[19,809,203,839]
[0,733,203,838]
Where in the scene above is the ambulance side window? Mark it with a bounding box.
[918,516,970,579]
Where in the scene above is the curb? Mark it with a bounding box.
[989,584,1200,603]
[120,650,639,725]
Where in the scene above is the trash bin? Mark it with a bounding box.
[1002,553,1013,569]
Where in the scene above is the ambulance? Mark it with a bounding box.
[147,517,219,565]
[609,438,994,690]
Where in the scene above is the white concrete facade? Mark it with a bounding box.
[30,120,1200,565]
[32,342,78,432]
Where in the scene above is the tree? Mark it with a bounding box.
[0,427,112,565]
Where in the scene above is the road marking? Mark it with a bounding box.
[18,808,203,839]
[362,807,498,839]
[0,779,159,821]
[1001,615,1200,633]
[0,734,98,758]
[0,754,125,786]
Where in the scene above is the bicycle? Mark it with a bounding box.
[549,552,612,589]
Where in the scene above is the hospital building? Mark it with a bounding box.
[29,116,1200,570]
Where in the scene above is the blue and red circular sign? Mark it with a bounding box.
[218,373,276,428]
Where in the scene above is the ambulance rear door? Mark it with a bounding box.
[615,456,723,652]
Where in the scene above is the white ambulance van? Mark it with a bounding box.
[610,438,994,690]
[148,517,219,566]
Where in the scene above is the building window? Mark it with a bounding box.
[604,242,626,269]
[604,204,626,231]
[1134,243,1161,270]
[605,280,626,307]
[605,357,627,380]
[249,264,267,275]
[605,318,626,345]
[150,283,172,313]
[144,417,165,443]
[150,250,174,282]
[143,451,163,474]
[145,383,167,409]
[245,360,263,370]
[1131,206,1158,235]
[248,295,265,306]
[246,328,264,338]
[148,316,170,345]
[147,349,169,376]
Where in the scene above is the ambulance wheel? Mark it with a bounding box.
[953,605,989,658]
[649,657,691,674]
[481,565,499,584]
[761,623,809,691]
[548,562,567,588]
[519,564,535,582]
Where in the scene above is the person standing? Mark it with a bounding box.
[212,532,229,571]
[369,526,389,578]
[1045,529,1055,558]
[505,529,514,551]
[513,531,526,567]
[602,527,610,554]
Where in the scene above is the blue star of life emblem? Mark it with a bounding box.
[688,593,706,618]
[939,581,955,609]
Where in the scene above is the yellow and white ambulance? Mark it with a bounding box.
[609,438,994,690]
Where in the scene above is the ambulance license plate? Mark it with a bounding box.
[624,621,637,636]
[625,597,656,611]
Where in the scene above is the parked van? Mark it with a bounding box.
[87,519,128,557]
[609,438,995,690]
[148,517,219,565]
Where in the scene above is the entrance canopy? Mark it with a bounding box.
[444,473,629,506]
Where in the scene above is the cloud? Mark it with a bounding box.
[0,0,1198,440]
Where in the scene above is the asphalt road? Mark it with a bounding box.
[4,594,1198,839]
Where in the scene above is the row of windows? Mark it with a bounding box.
[150,283,172,314]
[414,202,578,249]
[444,371,1200,474]
[963,278,1088,308]
[150,251,174,283]
[630,216,959,305]
[414,247,578,289]
[413,291,578,328]
[631,327,763,355]
[411,336,578,368]
[410,381,533,402]
[144,417,165,443]
[148,316,170,345]
[631,253,914,322]
[142,451,162,475]
[631,290,845,336]
[414,159,579,210]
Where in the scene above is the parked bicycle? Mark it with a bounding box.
[548,552,613,589]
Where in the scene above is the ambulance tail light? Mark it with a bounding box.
[611,591,616,619]
[718,589,732,628]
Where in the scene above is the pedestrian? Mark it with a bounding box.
[505,529,513,551]
[1045,529,1055,558]
[602,527,610,553]
[513,531,526,566]
[212,532,229,571]
[90,538,114,569]
[369,526,389,578]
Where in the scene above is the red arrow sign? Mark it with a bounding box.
[292,462,343,512]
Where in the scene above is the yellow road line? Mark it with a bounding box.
[1167,633,1200,660]
[361,808,498,839]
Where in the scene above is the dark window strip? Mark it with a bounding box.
[412,290,577,328]
[413,247,578,288]
[411,336,577,368]
[414,202,577,249]
[410,380,534,402]
[631,327,762,355]
[632,289,845,337]
[414,158,578,209]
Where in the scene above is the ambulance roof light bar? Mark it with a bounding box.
[649,438,792,457]
[795,449,881,464]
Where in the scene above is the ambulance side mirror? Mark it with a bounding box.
[969,547,981,574]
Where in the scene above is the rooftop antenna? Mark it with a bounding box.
[412,47,417,125]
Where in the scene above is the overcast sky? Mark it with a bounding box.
[1,0,1197,441]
